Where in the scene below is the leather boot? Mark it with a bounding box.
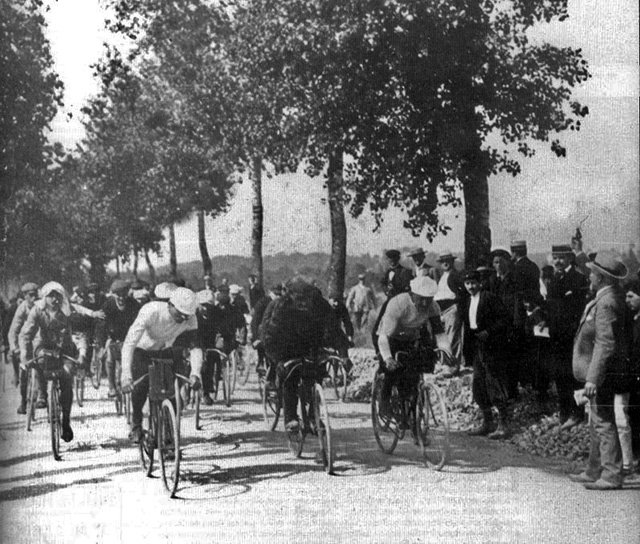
[468,411,494,436]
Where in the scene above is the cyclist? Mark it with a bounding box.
[8,283,39,396]
[121,287,203,442]
[261,277,333,432]
[95,279,140,398]
[375,276,452,425]
[251,284,284,380]
[18,282,101,441]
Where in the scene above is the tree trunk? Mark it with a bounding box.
[0,200,6,293]
[326,151,347,298]
[133,250,139,278]
[197,210,212,277]
[169,223,177,278]
[462,172,491,270]
[251,155,264,287]
[144,249,156,285]
[115,256,120,278]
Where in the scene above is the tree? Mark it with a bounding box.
[1,0,63,286]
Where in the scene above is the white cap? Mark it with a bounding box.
[169,287,197,316]
[410,276,437,297]
[154,282,178,300]
[229,284,241,295]
[41,281,66,298]
[196,289,215,305]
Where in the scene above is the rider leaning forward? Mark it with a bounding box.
[121,287,203,442]
[375,276,452,420]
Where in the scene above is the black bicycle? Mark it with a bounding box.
[320,347,349,402]
[371,350,450,470]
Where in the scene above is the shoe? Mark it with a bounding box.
[623,472,640,484]
[583,479,622,491]
[468,421,494,436]
[202,393,214,406]
[128,425,143,444]
[285,420,300,433]
[61,423,74,443]
[36,397,47,409]
[17,403,26,415]
[568,472,596,484]
[107,387,118,398]
[560,415,581,431]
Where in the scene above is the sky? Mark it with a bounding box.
[43,0,639,270]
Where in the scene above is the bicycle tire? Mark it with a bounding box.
[194,388,202,431]
[222,355,232,407]
[261,378,281,431]
[139,407,155,476]
[114,390,123,416]
[416,381,449,471]
[286,397,305,458]
[229,349,238,395]
[313,384,334,474]
[333,358,349,402]
[371,373,399,454]
[239,348,251,386]
[48,380,62,461]
[26,368,37,431]
[91,350,103,390]
[74,371,85,408]
[123,392,132,424]
[158,399,180,498]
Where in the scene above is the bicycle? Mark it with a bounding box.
[132,357,192,498]
[236,345,252,387]
[265,357,334,474]
[206,348,234,408]
[320,347,349,402]
[24,349,79,461]
[371,349,450,470]
[90,342,105,390]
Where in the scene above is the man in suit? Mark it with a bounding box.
[434,252,466,370]
[624,280,640,475]
[509,240,542,398]
[570,250,628,490]
[408,248,440,282]
[545,244,589,429]
[462,270,512,439]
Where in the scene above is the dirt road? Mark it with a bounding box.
[0,363,638,544]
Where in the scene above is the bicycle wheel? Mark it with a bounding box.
[222,355,232,407]
[313,384,334,474]
[114,390,123,416]
[331,358,348,402]
[123,392,132,424]
[371,373,400,454]
[239,348,251,386]
[74,370,85,408]
[91,350,103,390]
[229,349,238,395]
[26,368,37,431]
[194,388,202,431]
[261,379,281,431]
[158,399,180,497]
[139,407,155,476]
[416,382,449,471]
[287,397,305,458]
[48,380,62,461]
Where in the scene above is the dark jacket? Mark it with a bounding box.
[512,256,542,328]
[461,290,511,366]
[382,265,413,298]
[544,266,589,342]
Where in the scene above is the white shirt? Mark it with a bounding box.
[435,271,456,301]
[468,294,480,330]
[121,301,202,382]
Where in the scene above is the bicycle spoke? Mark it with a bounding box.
[417,383,449,471]
[371,374,399,454]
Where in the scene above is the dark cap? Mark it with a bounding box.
[385,249,401,260]
[551,244,573,255]
[87,283,100,292]
[490,248,511,261]
[464,270,482,281]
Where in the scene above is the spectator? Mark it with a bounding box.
[623,280,640,476]
[570,250,629,490]
[345,274,376,331]
[462,270,512,439]
[408,248,440,282]
[248,274,265,310]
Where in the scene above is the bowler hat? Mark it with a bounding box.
[385,249,401,260]
[464,270,482,281]
[586,250,628,280]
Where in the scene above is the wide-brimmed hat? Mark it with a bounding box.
[409,276,437,297]
[408,248,425,258]
[586,250,628,280]
[169,287,197,316]
[510,240,527,251]
[551,244,573,255]
[436,252,456,263]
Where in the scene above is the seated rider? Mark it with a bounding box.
[261,277,333,432]
[251,283,284,379]
[121,288,203,442]
[19,282,101,442]
[375,276,452,421]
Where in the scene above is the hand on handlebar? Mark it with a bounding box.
[385,357,400,372]
[121,378,134,394]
